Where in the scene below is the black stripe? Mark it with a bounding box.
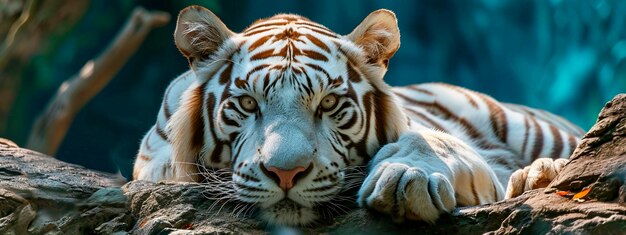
[521,116,530,159]
[235,172,261,182]
[205,92,227,164]
[395,92,499,149]
[568,135,578,155]
[549,125,563,159]
[469,170,480,205]
[244,20,288,33]
[219,62,233,85]
[346,62,362,83]
[236,183,269,192]
[144,129,154,151]
[478,94,508,143]
[405,85,434,96]
[300,25,338,38]
[303,184,337,192]
[404,108,447,132]
[304,63,332,80]
[530,118,544,161]
[351,92,373,160]
[373,89,391,146]
[192,83,207,154]
[304,33,331,52]
[247,35,273,51]
[156,124,168,141]
[337,112,357,130]
[329,102,352,117]
[330,138,350,166]
[162,84,174,120]
[231,137,245,166]
[221,112,241,127]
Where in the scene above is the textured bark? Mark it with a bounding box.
[26,7,170,156]
[1,94,626,234]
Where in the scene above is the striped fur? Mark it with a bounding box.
[133,6,584,225]
[392,83,583,185]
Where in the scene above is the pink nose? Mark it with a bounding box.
[260,164,312,191]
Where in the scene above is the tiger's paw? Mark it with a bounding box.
[357,162,456,223]
[505,158,568,198]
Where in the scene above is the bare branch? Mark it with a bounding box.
[26,7,171,156]
[0,1,88,134]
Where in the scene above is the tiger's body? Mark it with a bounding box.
[133,6,584,225]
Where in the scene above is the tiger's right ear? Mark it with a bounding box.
[346,9,400,69]
[174,5,234,64]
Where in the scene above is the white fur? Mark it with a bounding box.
[133,7,583,226]
[358,129,503,223]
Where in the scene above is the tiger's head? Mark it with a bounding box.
[167,6,409,225]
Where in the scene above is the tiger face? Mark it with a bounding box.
[167,6,407,225]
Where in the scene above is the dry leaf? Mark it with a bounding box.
[573,187,591,200]
[555,190,571,197]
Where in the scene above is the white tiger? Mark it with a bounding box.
[133,6,584,225]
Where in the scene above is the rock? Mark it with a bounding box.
[0,145,128,234]
[2,94,626,234]
[550,94,626,203]
[123,181,264,234]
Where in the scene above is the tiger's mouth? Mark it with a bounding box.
[256,189,360,226]
[226,164,365,226]
[259,199,318,225]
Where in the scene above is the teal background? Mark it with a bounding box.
[5,0,625,179]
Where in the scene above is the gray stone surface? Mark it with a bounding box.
[2,94,626,234]
[0,142,127,234]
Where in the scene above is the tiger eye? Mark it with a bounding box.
[239,96,258,112]
[320,94,339,111]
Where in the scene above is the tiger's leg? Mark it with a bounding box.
[357,129,504,223]
[497,107,580,198]
[505,158,568,198]
[395,83,582,200]
[133,126,175,182]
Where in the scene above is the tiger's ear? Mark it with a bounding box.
[174,5,234,64]
[346,9,400,68]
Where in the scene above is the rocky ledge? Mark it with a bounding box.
[2,94,626,234]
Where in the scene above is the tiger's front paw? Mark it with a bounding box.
[505,158,568,198]
[357,162,456,223]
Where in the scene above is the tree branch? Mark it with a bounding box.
[26,7,170,156]
[0,0,88,135]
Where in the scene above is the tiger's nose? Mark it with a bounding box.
[260,163,313,192]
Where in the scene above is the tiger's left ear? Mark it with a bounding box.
[174,5,235,64]
[346,9,400,68]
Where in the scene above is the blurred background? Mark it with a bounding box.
[1,0,624,179]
